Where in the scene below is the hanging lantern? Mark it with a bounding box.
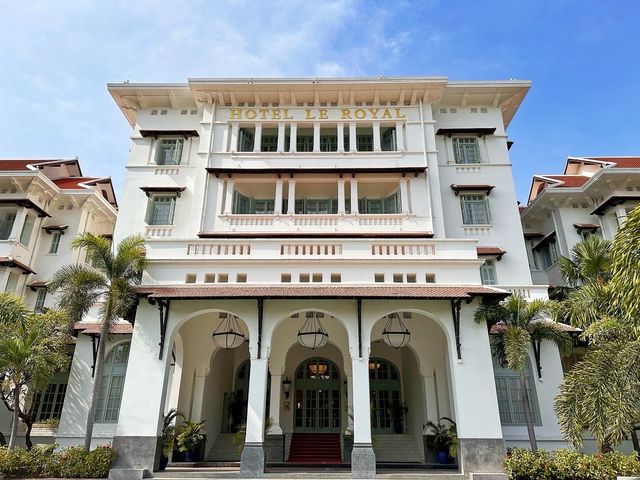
[382,312,411,349]
[212,313,245,349]
[297,311,329,349]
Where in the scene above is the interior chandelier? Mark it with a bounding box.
[297,312,329,349]
[212,314,245,349]
[382,313,411,349]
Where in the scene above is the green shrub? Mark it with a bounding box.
[503,448,640,480]
[0,444,116,478]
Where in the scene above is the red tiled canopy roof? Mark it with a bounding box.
[476,246,506,256]
[544,175,590,187]
[53,177,100,190]
[0,256,35,274]
[137,284,508,300]
[74,322,133,335]
[585,157,640,168]
[490,321,581,335]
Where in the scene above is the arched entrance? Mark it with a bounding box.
[369,357,402,433]
[294,357,341,432]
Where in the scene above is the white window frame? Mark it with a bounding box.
[154,138,184,165]
[480,259,497,285]
[493,357,542,426]
[95,342,131,423]
[34,288,47,313]
[460,194,491,225]
[49,231,62,254]
[453,137,481,164]
[145,195,177,226]
[19,214,36,246]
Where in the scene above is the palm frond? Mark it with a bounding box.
[0,292,30,327]
[560,236,611,286]
[49,265,107,322]
[72,233,114,274]
[611,205,640,323]
[112,234,147,282]
[529,321,572,355]
[502,326,530,372]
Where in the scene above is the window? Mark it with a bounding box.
[535,241,559,269]
[406,273,417,283]
[356,134,373,151]
[299,273,310,283]
[296,135,314,152]
[281,273,291,283]
[320,134,337,152]
[96,342,130,423]
[31,373,68,422]
[34,289,47,313]
[312,273,323,283]
[295,198,336,214]
[233,192,274,215]
[374,273,385,283]
[381,127,397,151]
[5,272,18,293]
[20,214,35,246]
[238,128,254,152]
[155,139,184,165]
[260,135,278,152]
[493,357,541,425]
[204,273,215,283]
[425,273,436,283]
[480,260,497,285]
[185,273,196,283]
[0,212,16,240]
[359,191,401,214]
[393,273,404,283]
[460,194,491,225]
[145,195,176,225]
[49,231,61,254]
[453,137,480,164]
[236,273,247,283]
[217,273,228,283]
[331,273,341,283]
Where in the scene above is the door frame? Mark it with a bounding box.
[293,357,341,433]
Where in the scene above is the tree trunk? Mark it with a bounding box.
[631,427,640,457]
[8,382,21,448]
[83,298,113,451]
[0,429,6,446]
[519,372,538,452]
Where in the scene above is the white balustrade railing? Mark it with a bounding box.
[145,226,175,238]
[280,243,343,256]
[187,243,251,256]
[371,242,436,256]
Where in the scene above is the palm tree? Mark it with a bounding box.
[474,294,572,452]
[559,235,611,287]
[0,298,69,448]
[50,233,147,451]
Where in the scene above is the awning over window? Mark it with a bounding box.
[573,223,600,233]
[28,280,48,290]
[74,322,133,335]
[591,195,640,216]
[436,128,496,137]
[139,130,199,138]
[0,198,50,217]
[42,224,69,234]
[0,256,35,274]
[450,184,495,196]
[476,246,506,260]
[139,186,186,197]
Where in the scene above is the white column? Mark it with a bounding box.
[289,123,297,152]
[274,178,284,215]
[313,122,321,152]
[373,121,381,152]
[346,373,354,433]
[253,123,262,152]
[395,121,405,151]
[337,123,345,152]
[223,178,234,214]
[241,357,268,474]
[350,177,359,214]
[351,357,372,444]
[399,178,410,213]
[230,122,239,152]
[277,122,286,152]
[421,100,445,236]
[287,179,296,214]
[337,178,346,214]
[269,374,283,434]
[349,122,357,152]
[423,373,439,423]
[190,366,208,422]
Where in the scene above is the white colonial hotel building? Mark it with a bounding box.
[48,77,568,479]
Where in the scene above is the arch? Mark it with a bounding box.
[293,357,342,432]
[367,308,453,347]
[95,341,131,423]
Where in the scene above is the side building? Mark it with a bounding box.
[521,156,640,288]
[56,77,566,479]
[0,158,117,446]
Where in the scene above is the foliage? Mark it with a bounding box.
[425,417,458,458]
[0,302,71,448]
[0,444,116,478]
[49,233,147,451]
[559,235,611,287]
[161,408,184,456]
[503,448,640,480]
[610,203,640,323]
[176,420,205,453]
[232,417,274,452]
[475,294,572,451]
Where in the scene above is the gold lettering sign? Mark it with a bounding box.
[227,108,408,121]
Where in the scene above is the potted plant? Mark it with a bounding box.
[176,420,205,463]
[390,401,408,434]
[159,409,184,470]
[425,417,458,464]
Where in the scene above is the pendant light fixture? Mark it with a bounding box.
[382,312,411,349]
[212,313,245,349]
[297,311,329,349]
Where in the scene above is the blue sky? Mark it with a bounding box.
[1,1,639,202]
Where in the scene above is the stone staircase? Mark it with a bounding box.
[372,434,424,463]
[207,433,241,461]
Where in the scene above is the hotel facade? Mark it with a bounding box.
[48,77,569,479]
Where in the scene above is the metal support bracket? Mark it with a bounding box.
[257,298,264,359]
[450,299,462,360]
[90,334,100,377]
[156,299,170,360]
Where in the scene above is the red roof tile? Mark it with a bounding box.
[0,256,35,274]
[137,284,508,300]
[544,175,590,187]
[53,177,99,190]
[476,246,506,257]
[0,159,76,172]
[74,322,133,335]
[597,157,640,168]
[490,321,581,334]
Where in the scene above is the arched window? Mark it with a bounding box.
[492,356,541,425]
[95,342,131,423]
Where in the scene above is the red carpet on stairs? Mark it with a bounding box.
[287,433,342,464]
